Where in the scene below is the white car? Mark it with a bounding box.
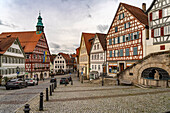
[25,78,38,86]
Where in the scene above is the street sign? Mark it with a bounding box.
[17,72,20,74]
[81,72,83,75]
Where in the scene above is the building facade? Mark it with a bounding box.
[53,53,73,74]
[106,3,149,76]
[79,33,95,80]
[0,13,50,79]
[147,0,170,54]
[90,33,106,78]
[0,37,25,81]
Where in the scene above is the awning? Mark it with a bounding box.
[90,71,98,74]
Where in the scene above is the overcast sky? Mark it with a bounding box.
[0,0,153,54]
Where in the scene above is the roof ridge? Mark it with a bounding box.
[2,31,36,34]
[121,2,143,11]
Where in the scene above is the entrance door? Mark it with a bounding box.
[119,63,124,72]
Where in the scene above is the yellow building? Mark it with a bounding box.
[79,32,95,80]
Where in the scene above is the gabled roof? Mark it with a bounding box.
[82,32,95,55]
[146,0,157,13]
[76,47,80,57]
[0,36,17,54]
[121,3,148,25]
[107,2,148,36]
[96,33,107,50]
[58,53,73,65]
[0,31,43,53]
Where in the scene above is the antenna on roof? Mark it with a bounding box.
[39,10,41,16]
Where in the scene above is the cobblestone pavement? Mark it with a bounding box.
[0,75,71,113]
[22,74,170,113]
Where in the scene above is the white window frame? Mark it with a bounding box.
[164,25,170,35]
[154,28,160,37]
[152,11,159,20]
[163,7,170,17]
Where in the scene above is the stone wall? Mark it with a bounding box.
[119,50,170,87]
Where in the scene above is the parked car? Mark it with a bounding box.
[67,76,72,82]
[60,78,69,84]
[50,78,57,83]
[25,78,38,86]
[6,78,27,90]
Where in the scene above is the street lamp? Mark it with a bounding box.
[102,63,106,86]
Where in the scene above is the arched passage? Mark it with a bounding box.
[141,67,170,80]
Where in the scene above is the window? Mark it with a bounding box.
[2,56,5,63]
[100,53,103,60]
[134,32,139,39]
[164,25,170,35]
[98,65,100,70]
[95,65,96,70]
[126,48,130,56]
[97,44,99,49]
[113,38,115,44]
[60,61,62,63]
[114,50,116,57]
[94,45,96,50]
[133,47,138,55]
[109,51,112,57]
[120,49,123,57]
[92,55,93,60]
[55,61,57,63]
[109,39,112,45]
[119,13,124,20]
[26,55,29,59]
[124,22,130,29]
[163,7,170,17]
[97,54,99,60]
[34,55,36,59]
[154,28,160,37]
[153,11,159,20]
[131,33,133,40]
[63,66,64,68]
[115,27,118,33]
[92,65,94,69]
[126,34,130,41]
[117,50,119,57]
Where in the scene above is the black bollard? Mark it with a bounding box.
[39,92,43,111]
[23,104,30,113]
[50,85,52,96]
[52,84,54,92]
[46,88,49,101]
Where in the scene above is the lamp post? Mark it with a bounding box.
[16,66,19,78]
[102,63,105,86]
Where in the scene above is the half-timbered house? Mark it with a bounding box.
[106,3,149,76]
[147,0,170,54]
[0,13,50,79]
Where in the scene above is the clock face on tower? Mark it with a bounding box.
[36,31,42,34]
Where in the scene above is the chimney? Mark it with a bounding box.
[142,3,146,12]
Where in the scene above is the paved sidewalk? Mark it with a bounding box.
[17,74,170,113]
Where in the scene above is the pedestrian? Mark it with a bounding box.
[37,77,39,85]
[43,77,44,81]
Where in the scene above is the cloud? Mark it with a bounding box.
[86,4,91,9]
[97,24,109,32]
[49,42,60,48]
[0,19,18,28]
[88,14,92,18]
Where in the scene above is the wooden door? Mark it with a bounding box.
[120,63,124,72]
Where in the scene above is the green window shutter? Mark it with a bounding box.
[109,51,112,57]
[115,27,118,32]
[119,14,121,20]
[118,37,120,43]
[137,31,139,39]
[129,22,130,28]
[113,38,115,44]
[109,39,112,45]
[128,34,130,41]
[123,13,124,18]
[123,35,125,42]
[126,48,129,56]
[120,49,123,57]
[131,33,133,40]
[133,47,138,55]
[117,50,119,57]
[124,23,126,29]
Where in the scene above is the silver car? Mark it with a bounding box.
[25,78,38,86]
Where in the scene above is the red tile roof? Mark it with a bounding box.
[121,3,148,25]
[0,31,43,53]
[0,36,17,54]
[59,53,73,65]
[76,47,80,57]
[96,33,107,50]
[82,32,95,55]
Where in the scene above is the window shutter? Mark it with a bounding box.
[113,38,115,44]
[118,37,120,43]
[161,27,164,36]
[117,50,119,57]
[123,13,124,18]
[159,9,162,19]
[129,22,130,28]
[151,29,154,37]
[119,14,120,20]
[150,13,152,21]
[137,31,139,39]
[123,35,125,42]
[114,50,116,57]
[128,34,130,41]
[131,33,133,40]
[124,23,126,29]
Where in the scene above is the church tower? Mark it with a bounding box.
[36,12,44,34]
